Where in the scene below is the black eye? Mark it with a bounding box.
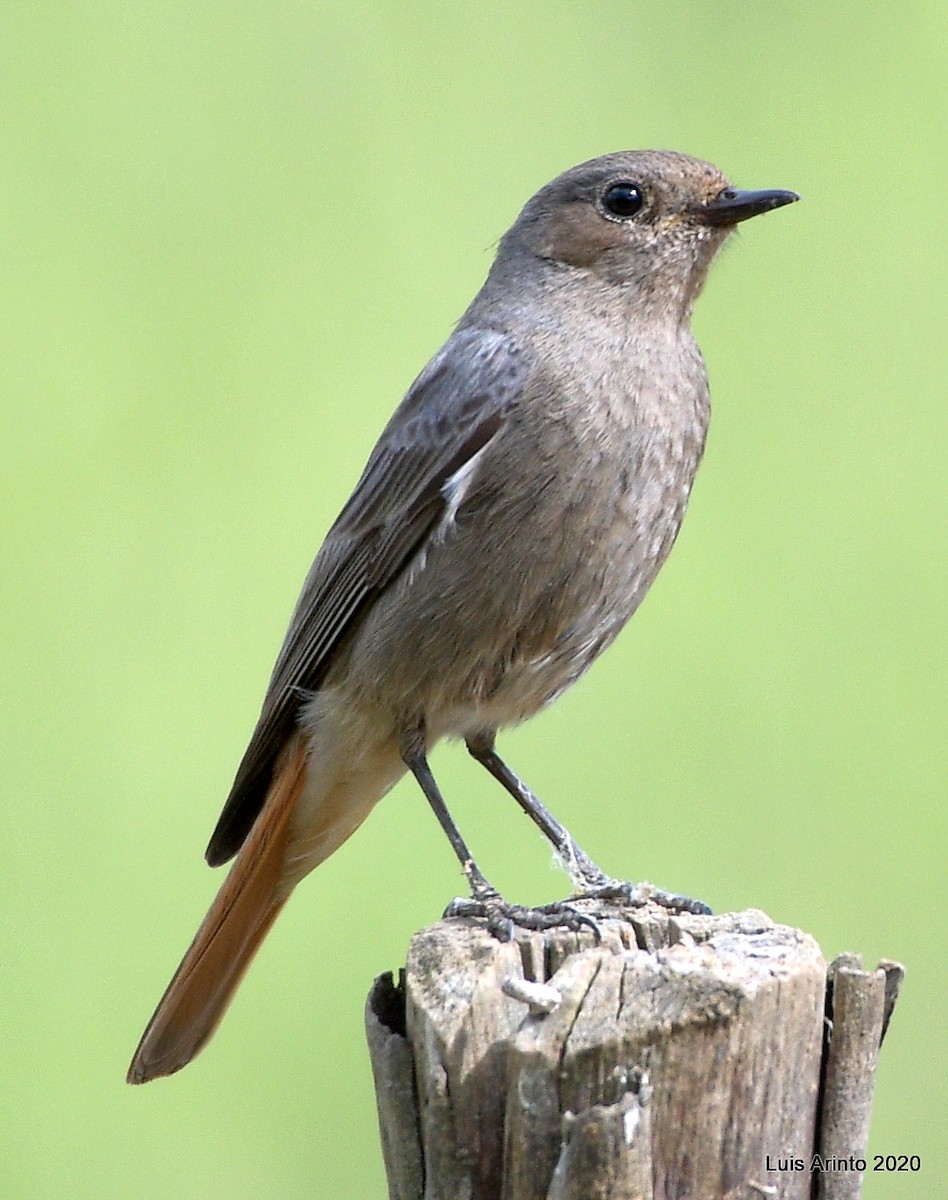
[601,181,644,220]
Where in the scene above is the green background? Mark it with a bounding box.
[2,3,943,1196]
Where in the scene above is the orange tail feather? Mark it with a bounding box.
[127,737,308,1083]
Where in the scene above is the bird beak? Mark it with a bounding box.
[698,187,800,226]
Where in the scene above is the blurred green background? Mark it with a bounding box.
[1,3,943,1196]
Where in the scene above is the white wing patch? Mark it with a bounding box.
[405,436,496,585]
[440,439,493,530]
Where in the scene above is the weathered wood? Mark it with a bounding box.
[545,1070,653,1200]
[366,901,902,1200]
[366,969,425,1200]
[813,954,902,1200]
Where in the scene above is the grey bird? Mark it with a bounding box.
[128,150,798,1083]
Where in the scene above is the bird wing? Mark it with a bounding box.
[205,327,527,865]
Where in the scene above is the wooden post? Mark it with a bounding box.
[366,899,902,1200]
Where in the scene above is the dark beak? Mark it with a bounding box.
[699,187,800,226]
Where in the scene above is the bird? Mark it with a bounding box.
[127,150,798,1083]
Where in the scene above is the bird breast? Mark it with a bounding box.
[336,324,710,737]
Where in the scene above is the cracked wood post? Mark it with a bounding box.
[366,901,902,1200]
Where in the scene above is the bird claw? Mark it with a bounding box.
[443,875,709,945]
[444,893,602,942]
[575,876,712,917]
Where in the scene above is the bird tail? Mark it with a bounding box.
[126,736,309,1084]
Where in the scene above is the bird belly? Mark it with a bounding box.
[333,450,695,739]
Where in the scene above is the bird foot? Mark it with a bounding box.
[444,890,602,942]
[574,875,712,917]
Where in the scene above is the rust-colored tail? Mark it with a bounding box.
[127,737,308,1084]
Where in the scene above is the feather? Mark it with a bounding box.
[205,328,525,866]
[127,736,308,1083]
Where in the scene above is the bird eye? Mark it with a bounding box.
[601,181,645,220]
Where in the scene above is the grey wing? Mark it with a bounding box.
[205,327,526,865]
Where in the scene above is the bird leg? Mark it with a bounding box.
[399,726,496,902]
[465,732,711,917]
[399,725,600,940]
